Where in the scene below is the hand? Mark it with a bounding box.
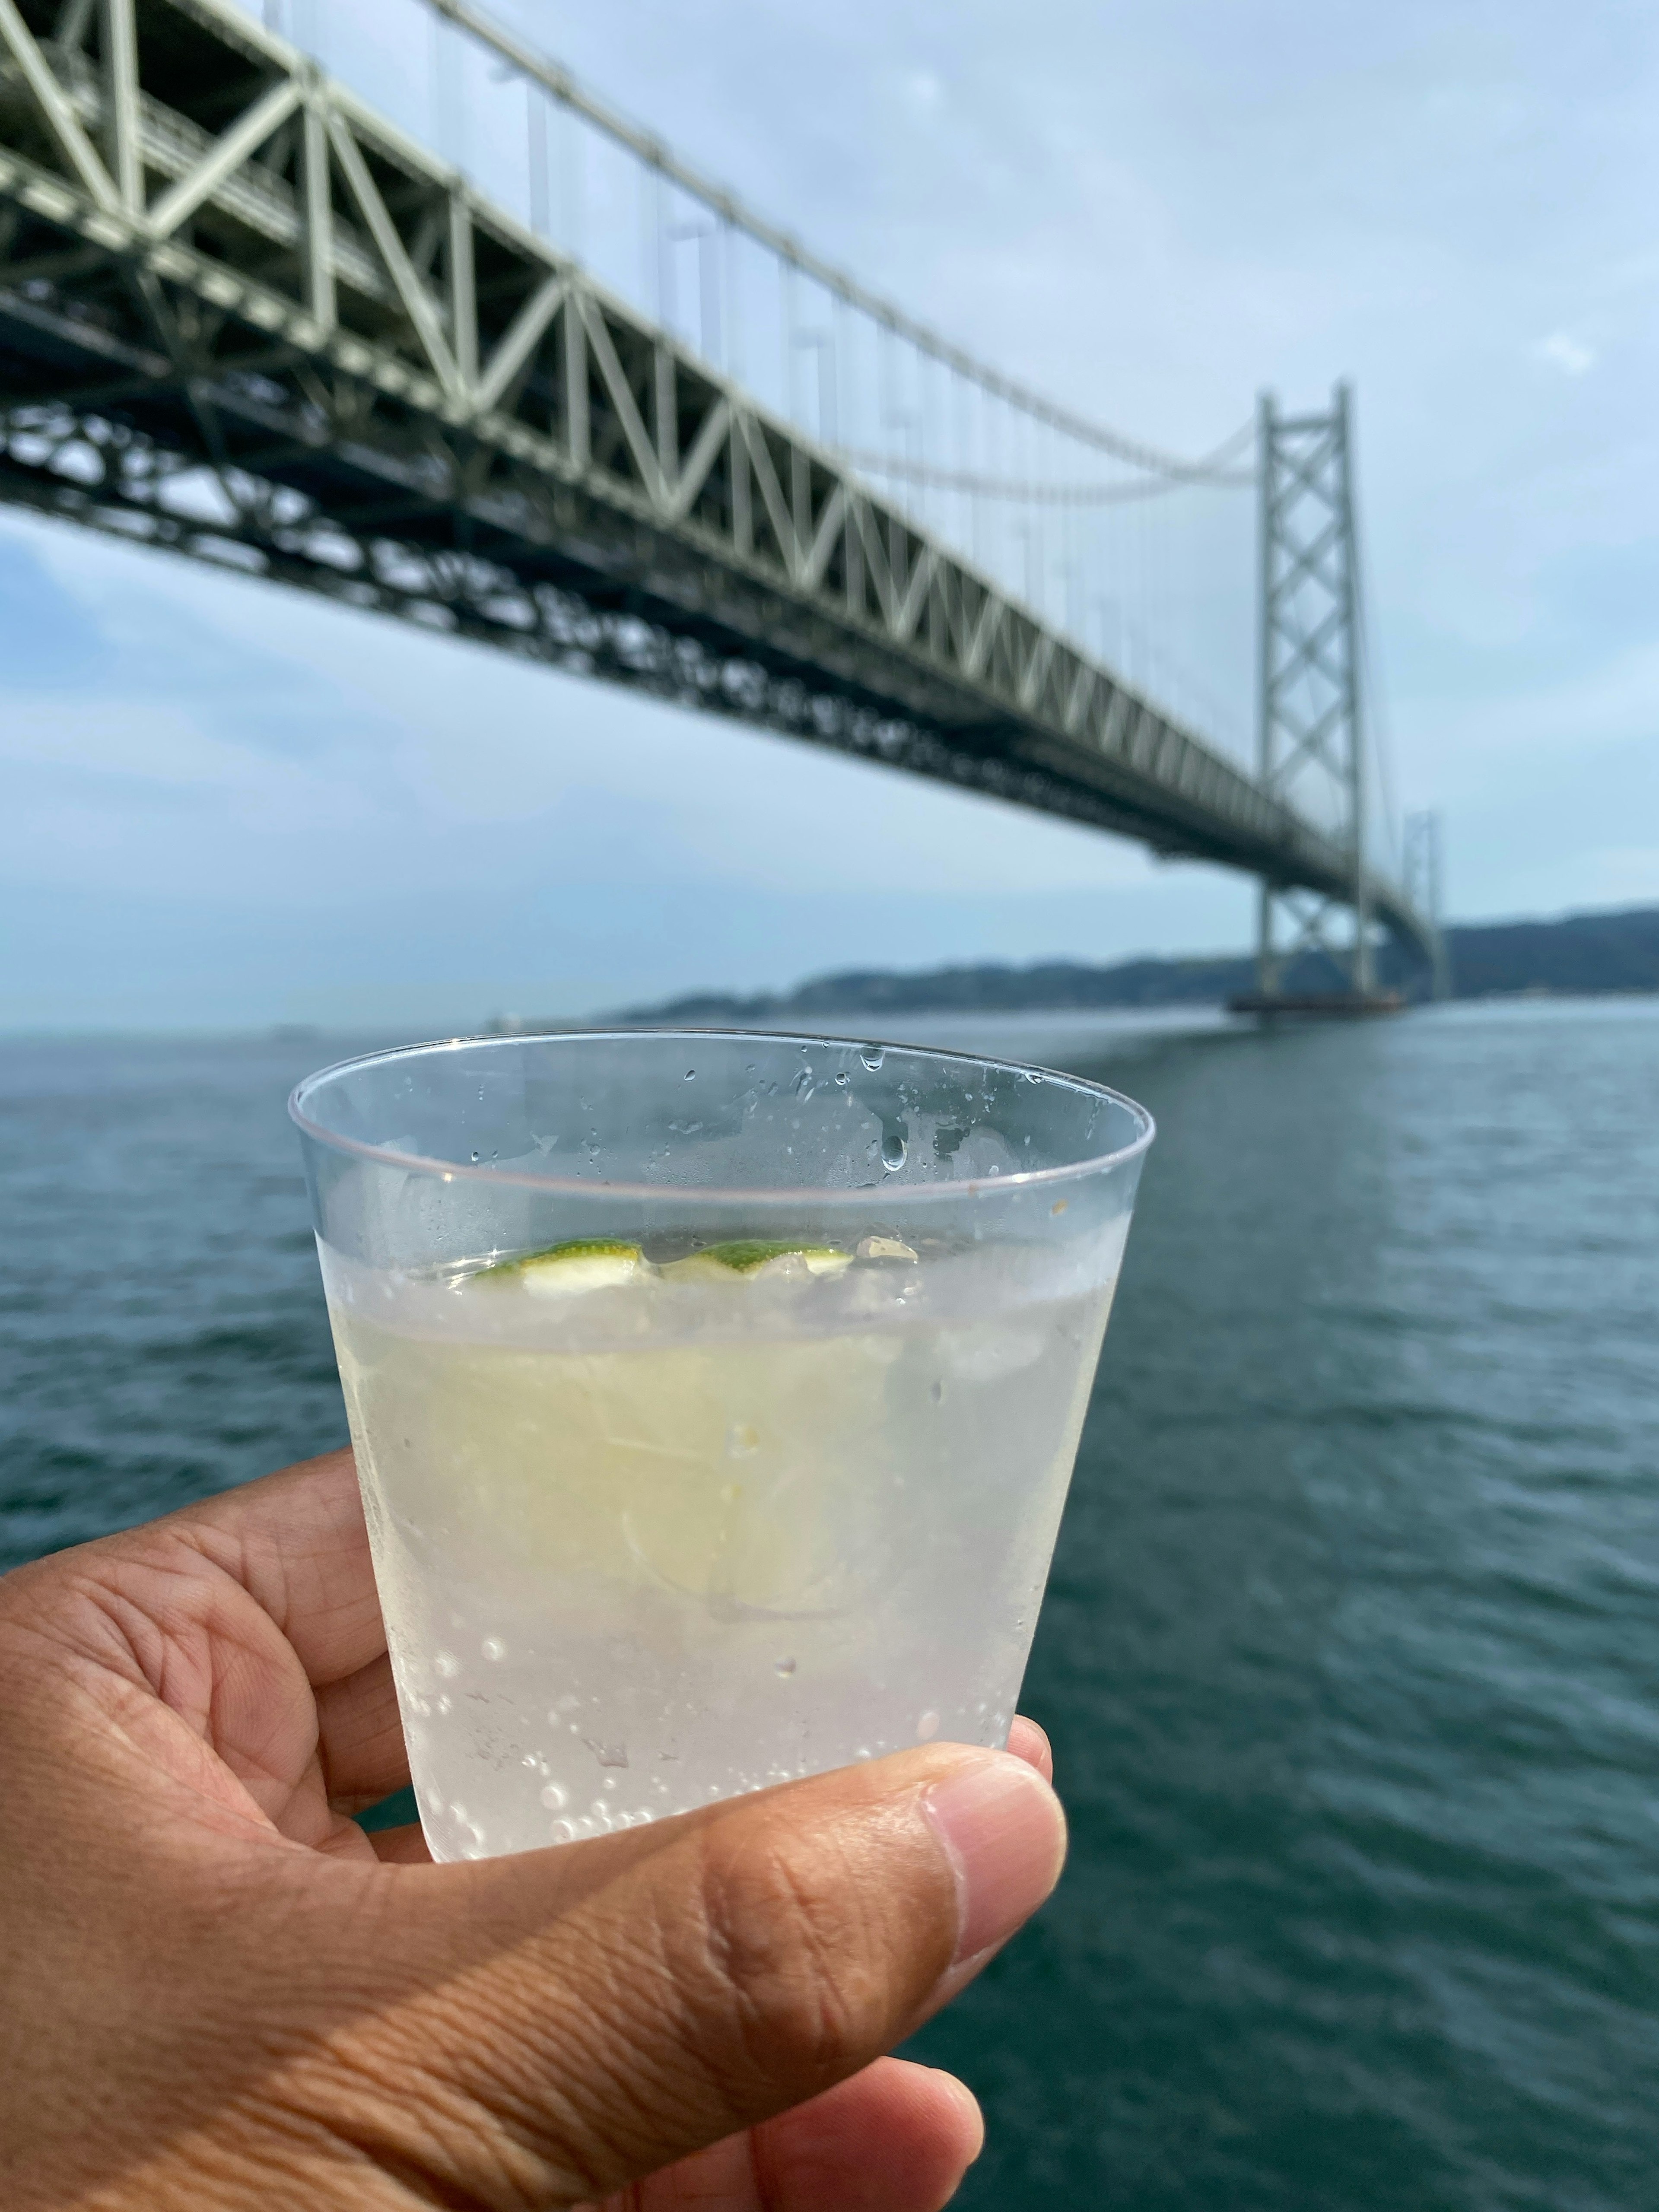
[0,1449,1065,2210]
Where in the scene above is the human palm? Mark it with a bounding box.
[0,1449,1063,2210]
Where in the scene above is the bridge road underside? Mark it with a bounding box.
[0,0,1437,973]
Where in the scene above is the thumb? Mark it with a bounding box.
[279,1745,1064,2206]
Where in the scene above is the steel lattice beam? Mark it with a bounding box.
[0,0,1440,966]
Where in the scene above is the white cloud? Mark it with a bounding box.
[1533,331,1597,375]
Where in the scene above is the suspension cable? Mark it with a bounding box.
[424,0,1253,485]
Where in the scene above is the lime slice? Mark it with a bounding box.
[662,1240,853,1281]
[484,1239,646,1297]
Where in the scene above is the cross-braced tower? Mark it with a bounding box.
[1255,383,1377,998]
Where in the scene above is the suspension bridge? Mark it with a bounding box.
[0,0,1445,1001]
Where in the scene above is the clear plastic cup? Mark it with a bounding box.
[291,1030,1152,1861]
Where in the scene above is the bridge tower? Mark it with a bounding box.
[1252,383,1387,1006]
[1403,810,1453,998]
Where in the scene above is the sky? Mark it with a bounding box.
[5,0,1658,1031]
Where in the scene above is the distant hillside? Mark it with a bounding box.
[613,905,1659,1026]
[1442,906,1659,997]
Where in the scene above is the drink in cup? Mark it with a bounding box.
[292,1030,1151,1861]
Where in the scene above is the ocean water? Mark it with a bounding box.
[4,1001,1656,2209]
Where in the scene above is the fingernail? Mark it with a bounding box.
[1005,1715,1054,1784]
[921,1754,1067,1965]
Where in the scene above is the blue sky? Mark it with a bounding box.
[5,0,1657,1030]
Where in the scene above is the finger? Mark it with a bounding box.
[367,1822,434,1865]
[6,1451,402,1840]
[750,2058,982,2212]
[809,1723,1053,2048]
[277,1745,1064,2207]
[615,2057,982,2212]
[1006,1715,1053,1783]
[172,1449,387,1690]
[315,1650,410,1809]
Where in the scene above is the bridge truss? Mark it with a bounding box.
[0,0,1442,979]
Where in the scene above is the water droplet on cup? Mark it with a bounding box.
[727,1421,759,1457]
[916,1710,941,1742]
[929,1379,945,1404]
[480,1636,506,1662]
[774,1656,797,1677]
[434,1650,460,1678]
[834,1070,849,1087]
[860,1044,885,1071]
[540,1781,568,1810]
[881,1131,907,1172]
[549,1818,575,1842]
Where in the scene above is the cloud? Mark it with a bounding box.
[898,68,943,114]
[1533,331,1597,375]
